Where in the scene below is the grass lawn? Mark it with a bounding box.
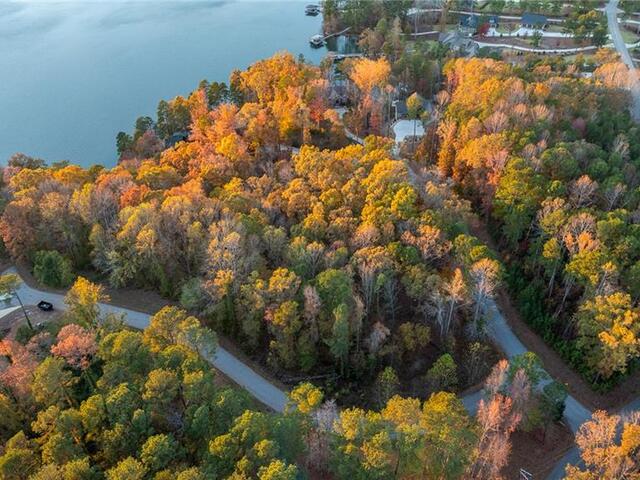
[547,24,565,33]
[563,53,596,64]
[622,28,640,43]
[496,25,518,34]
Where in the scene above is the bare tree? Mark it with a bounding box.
[484,359,509,397]
[440,268,467,339]
[570,175,599,208]
[470,394,521,479]
[307,400,339,472]
[602,183,627,211]
[469,258,501,327]
[303,285,321,343]
[483,111,509,134]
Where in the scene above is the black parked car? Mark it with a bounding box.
[37,301,54,312]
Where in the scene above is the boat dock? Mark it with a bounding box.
[310,26,352,47]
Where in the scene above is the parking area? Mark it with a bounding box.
[392,119,425,143]
[0,303,59,339]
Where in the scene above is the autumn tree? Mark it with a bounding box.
[566,410,640,479]
[51,324,97,371]
[348,58,391,135]
[406,92,424,149]
[420,392,478,479]
[64,277,108,328]
[575,292,640,379]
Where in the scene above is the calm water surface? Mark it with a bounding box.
[0,1,331,167]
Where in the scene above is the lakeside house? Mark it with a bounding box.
[392,97,432,122]
[458,13,499,35]
[166,131,189,148]
[521,12,548,30]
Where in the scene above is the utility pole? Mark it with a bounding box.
[0,274,34,331]
[13,289,34,331]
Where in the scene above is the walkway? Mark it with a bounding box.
[405,165,591,480]
[406,161,640,479]
[2,267,289,412]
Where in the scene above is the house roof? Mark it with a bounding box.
[166,131,189,148]
[393,97,431,118]
[521,12,547,26]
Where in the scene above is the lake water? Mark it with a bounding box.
[0,1,334,167]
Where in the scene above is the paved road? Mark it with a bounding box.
[3,267,289,412]
[607,0,640,121]
[404,163,594,480]
[486,300,593,432]
[547,447,581,480]
[407,8,564,24]
[548,5,640,477]
[474,40,600,54]
[487,291,587,479]
[337,125,636,478]
[0,263,539,423]
[405,162,592,424]
[548,391,640,479]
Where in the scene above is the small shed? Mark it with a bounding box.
[521,12,548,29]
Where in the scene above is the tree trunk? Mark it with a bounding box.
[555,279,573,318]
[473,295,484,324]
[547,264,557,299]
[445,299,456,337]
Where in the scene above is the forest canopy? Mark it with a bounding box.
[434,55,640,386]
[0,53,500,403]
[0,276,563,480]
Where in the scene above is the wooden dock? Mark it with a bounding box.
[326,52,363,60]
[322,26,352,41]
